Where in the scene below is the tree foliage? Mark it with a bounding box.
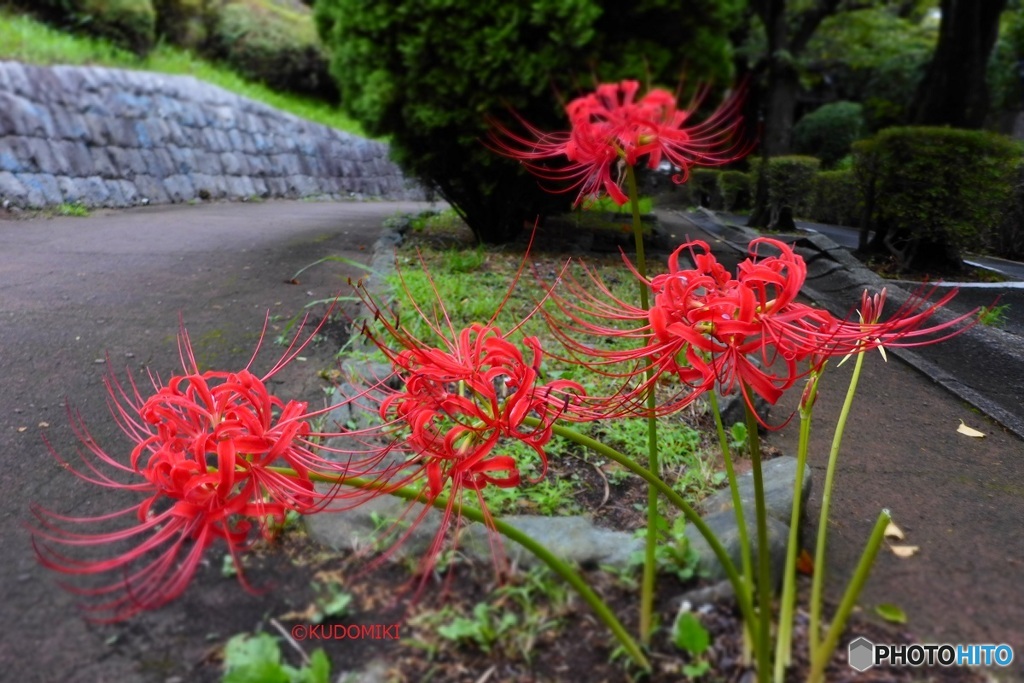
[313,0,743,243]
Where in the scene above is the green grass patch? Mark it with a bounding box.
[0,9,364,136]
[356,211,726,520]
[580,195,654,215]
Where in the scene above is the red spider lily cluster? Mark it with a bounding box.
[490,79,748,205]
[545,238,977,423]
[31,319,392,622]
[342,264,587,576]
[32,79,978,634]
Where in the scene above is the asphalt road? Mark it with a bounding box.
[0,199,433,682]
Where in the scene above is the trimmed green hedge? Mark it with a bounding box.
[749,155,819,227]
[717,170,751,212]
[809,170,859,227]
[853,126,1021,271]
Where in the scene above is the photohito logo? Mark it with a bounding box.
[848,637,1015,671]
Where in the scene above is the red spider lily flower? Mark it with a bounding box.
[490,79,748,205]
[346,255,584,577]
[31,314,386,622]
[544,238,978,425]
[540,239,825,419]
[808,285,980,362]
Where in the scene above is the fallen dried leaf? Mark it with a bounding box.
[884,521,905,541]
[796,548,814,576]
[890,545,920,558]
[279,604,319,622]
[957,420,986,438]
[38,421,49,428]
[17,426,27,433]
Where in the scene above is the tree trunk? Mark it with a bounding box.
[911,0,1008,127]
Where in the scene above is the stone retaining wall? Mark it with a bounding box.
[0,61,419,209]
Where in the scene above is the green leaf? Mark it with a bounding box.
[673,612,711,655]
[683,660,711,678]
[221,554,238,578]
[296,649,332,683]
[875,603,907,624]
[222,633,290,683]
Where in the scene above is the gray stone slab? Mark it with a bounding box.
[51,109,90,141]
[81,113,112,145]
[225,175,256,198]
[701,455,812,527]
[685,507,789,586]
[90,147,117,178]
[193,150,223,175]
[0,61,31,97]
[58,140,96,176]
[250,176,269,198]
[168,146,197,175]
[79,175,111,206]
[56,176,84,204]
[20,173,63,206]
[0,136,28,173]
[0,170,28,204]
[219,151,245,176]
[104,178,128,207]
[23,137,66,175]
[162,174,195,202]
[264,176,290,197]
[134,174,169,204]
[113,179,139,206]
[109,146,148,175]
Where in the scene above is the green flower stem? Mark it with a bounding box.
[808,509,891,683]
[809,350,866,656]
[774,370,821,683]
[708,391,754,635]
[625,163,659,644]
[744,397,773,682]
[275,467,652,671]
[539,421,758,637]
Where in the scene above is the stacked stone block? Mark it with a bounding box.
[0,61,419,209]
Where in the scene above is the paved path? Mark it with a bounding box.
[658,209,1024,675]
[0,199,432,682]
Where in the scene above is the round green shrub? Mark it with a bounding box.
[314,0,743,243]
[208,0,335,100]
[81,0,158,54]
[810,170,859,227]
[853,127,1021,272]
[152,0,207,48]
[792,101,865,169]
[717,170,751,212]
